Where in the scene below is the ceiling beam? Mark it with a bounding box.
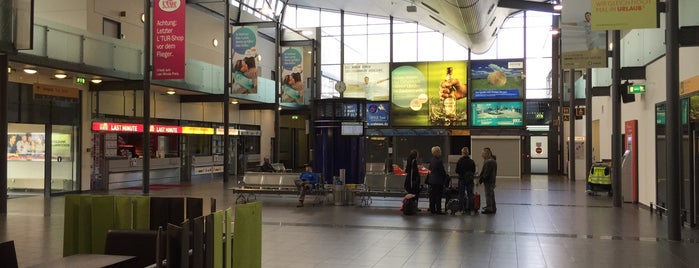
[89,80,144,91]
[497,0,556,13]
[180,94,226,103]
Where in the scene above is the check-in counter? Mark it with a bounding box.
[105,157,180,189]
[191,155,224,176]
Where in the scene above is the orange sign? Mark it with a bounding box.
[681,75,699,95]
[33,83,80,99]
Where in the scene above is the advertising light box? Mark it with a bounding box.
[471,101,524,127]
[470,59,524,99]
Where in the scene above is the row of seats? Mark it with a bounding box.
[230,172,326,204]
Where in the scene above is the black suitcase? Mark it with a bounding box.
[403,197,418,215]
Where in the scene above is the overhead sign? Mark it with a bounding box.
[628,84,646,94]
[231,26,259,94]
[591,0,658,31]
[33,83,80,99]
[153,0,186,80]
[561,0,608,69]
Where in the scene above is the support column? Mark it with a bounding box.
[666,0,681,241]
[569,70,575,181]
[0,53,8,214]
[143,0,151,194]
[586,69,593,171]
[223,0,231,182]
[611,30,621,207]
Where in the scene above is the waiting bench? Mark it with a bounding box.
[356,174,413,207]
[230,172,327,205]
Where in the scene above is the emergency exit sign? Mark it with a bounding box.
[628,84,646,94]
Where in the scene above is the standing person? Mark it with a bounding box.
[427,146,449,214]
[294,164,319,207]
[404,150,421,204]
[479,147,498,214]
[455,147,476,215]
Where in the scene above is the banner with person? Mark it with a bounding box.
[280,47,305,104]
[561,0,608,69]
[342,63,390,101]
[231,26,259,94]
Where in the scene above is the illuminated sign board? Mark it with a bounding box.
[181,127,215,135]
[92,122,143,133]
[150,125,182,134]
[628,84,646,94]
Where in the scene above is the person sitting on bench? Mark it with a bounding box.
[295,164,319,207]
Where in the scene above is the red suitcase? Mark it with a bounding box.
[473,192,481,212]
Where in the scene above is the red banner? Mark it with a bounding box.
[153,0,186,80]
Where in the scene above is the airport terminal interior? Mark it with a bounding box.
[3,0,699,267]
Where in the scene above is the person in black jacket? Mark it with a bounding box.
[427,146,449,214]
[404,149,421,204]
[479,147,498,214]
[455,147,476,215]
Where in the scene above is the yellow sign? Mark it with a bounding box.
[561,50,608,69]
[181,127,214,135]
[681,75,699,95]
[591,0,658,30]
[33,83,80,99]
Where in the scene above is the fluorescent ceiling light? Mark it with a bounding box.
[166,89,176,95]
[23,68,37,74]
[91,79,103,84]
[54,73,68,79]
[231,99,239,104]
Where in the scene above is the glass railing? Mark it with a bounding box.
[22,18,229,95]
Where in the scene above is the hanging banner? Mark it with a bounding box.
[561,0,607,69]
[342,63,390,101]
[231,26,259,94]
[152,0,186,80]
[280,47,304,104]
[591,0,658,30]
[366,102,390,126]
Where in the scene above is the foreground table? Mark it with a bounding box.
[27,254,137,268]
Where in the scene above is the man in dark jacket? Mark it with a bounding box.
[404,149,421,203]
[455,147,476,215]
[479,147,498,214]
[428,146,449,214]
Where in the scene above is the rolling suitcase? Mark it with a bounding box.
[472,192,481,212]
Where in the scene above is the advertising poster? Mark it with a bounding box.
[470,59,524,99]
[342,63,390,101]
[231,26,259,94]
[366,102,390,126]
[153,0,186,80]
[561,0,607,69]
[471,101,523,127]
[390,61,468,127]
[7,132,46,161]
[280,47,304,104]
[591,0,658,30]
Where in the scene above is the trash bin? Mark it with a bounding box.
[333,176,346,206]
[345,184,356,206]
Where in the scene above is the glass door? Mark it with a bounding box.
[50,125,78,194]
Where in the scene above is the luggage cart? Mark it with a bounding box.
[587,162,612,196]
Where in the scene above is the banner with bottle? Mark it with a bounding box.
[280,47,305,104]
[342,63,390,101]
[390,61,468,127]
[560,0,608,69]
[470,59,524,99]
[231,26,259,94]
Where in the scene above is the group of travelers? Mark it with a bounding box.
[288,146,498,213]
[404,146,498,215]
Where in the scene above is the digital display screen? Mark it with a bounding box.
[471,101,524,127]
[341,122,364,136]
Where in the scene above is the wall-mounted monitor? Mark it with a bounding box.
[341,122,364,136]
[471,101,523,127]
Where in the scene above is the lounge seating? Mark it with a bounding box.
[230,172,326,205]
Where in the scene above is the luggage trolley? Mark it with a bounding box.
[587,162,612,196]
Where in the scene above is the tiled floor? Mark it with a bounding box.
[2,175,699,267]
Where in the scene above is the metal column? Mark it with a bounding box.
[142,0,151,194]
[223,0,231,182]
[611,30,621,207]
[586,69,593,171]
[666,0,681,241]
[0,53,7,214]
[569,70,575,181]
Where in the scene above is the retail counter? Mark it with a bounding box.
[105,157,180,189]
